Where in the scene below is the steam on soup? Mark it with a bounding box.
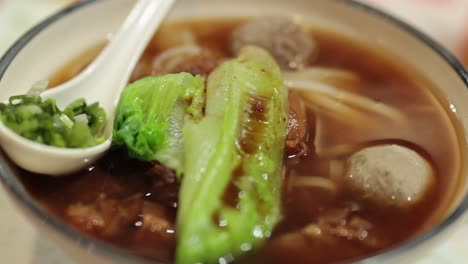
[14,17,463,264]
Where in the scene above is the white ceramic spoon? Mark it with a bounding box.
[0,0,175,176]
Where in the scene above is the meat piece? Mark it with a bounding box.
[133,202,176,261]
[66,202,106,232]
[148,162,177,184]
[306,206,383,248]
[347,144,434,207]
[66,194,142,238]
[135,202,175,241]
[152,46,221,77]
[231,17,317,70]
[286,91,309,157]
[312,208,375,244]
[147,163,180,208]
[267,206,384,263]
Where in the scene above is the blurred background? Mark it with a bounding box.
[0,0,467,263]
[1,0,467,65]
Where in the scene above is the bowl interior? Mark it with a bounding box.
[0,0,467,263]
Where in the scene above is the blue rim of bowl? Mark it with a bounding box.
[0,0,467,263]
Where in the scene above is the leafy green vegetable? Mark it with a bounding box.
[0,81,106,148]
[112,73,204,173]
[177,46,288,263]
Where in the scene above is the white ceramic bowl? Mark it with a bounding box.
[0,0,467,263]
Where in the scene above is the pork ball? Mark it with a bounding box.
[346,144,434,207]
[231,17,317,70]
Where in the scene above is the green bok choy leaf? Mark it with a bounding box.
[112,73,204,173]
[176,46,288,263]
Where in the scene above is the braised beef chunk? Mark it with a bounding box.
[286,91,309,157]
[259,205,387,264]
[148,162,177,183]
[67,194,142,237]
[147,163,180,208]
[67,192,176,261]
[311,207,383,248]
[133,202,176,260]
[137,202,175,241]
[34,149,180,263]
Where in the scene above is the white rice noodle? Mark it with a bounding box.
[283,67,361,91]
[284,70,409,158]
[289,176,337,192]
[314,117,361,157]
[409,105,436,113]
[152,44,202,71]
[155,26,196,51]
[285,79,404,122]
[329,160,345,182]
[314,144,358,158]
[300,90,368,125]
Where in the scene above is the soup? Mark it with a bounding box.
[15,18,463,263]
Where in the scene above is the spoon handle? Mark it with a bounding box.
[43,0,174,113]
[89,0,175,112]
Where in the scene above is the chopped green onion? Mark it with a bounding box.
[0,81,107,148]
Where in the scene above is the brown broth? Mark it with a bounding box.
[17,19,463,264]
[48,42,106,88]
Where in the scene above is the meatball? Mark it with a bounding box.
[346,145,434,207]
[231,17,317,70]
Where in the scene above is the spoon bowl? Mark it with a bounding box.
[0,0,174,176]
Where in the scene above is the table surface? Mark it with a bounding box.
[0,0,467,263]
